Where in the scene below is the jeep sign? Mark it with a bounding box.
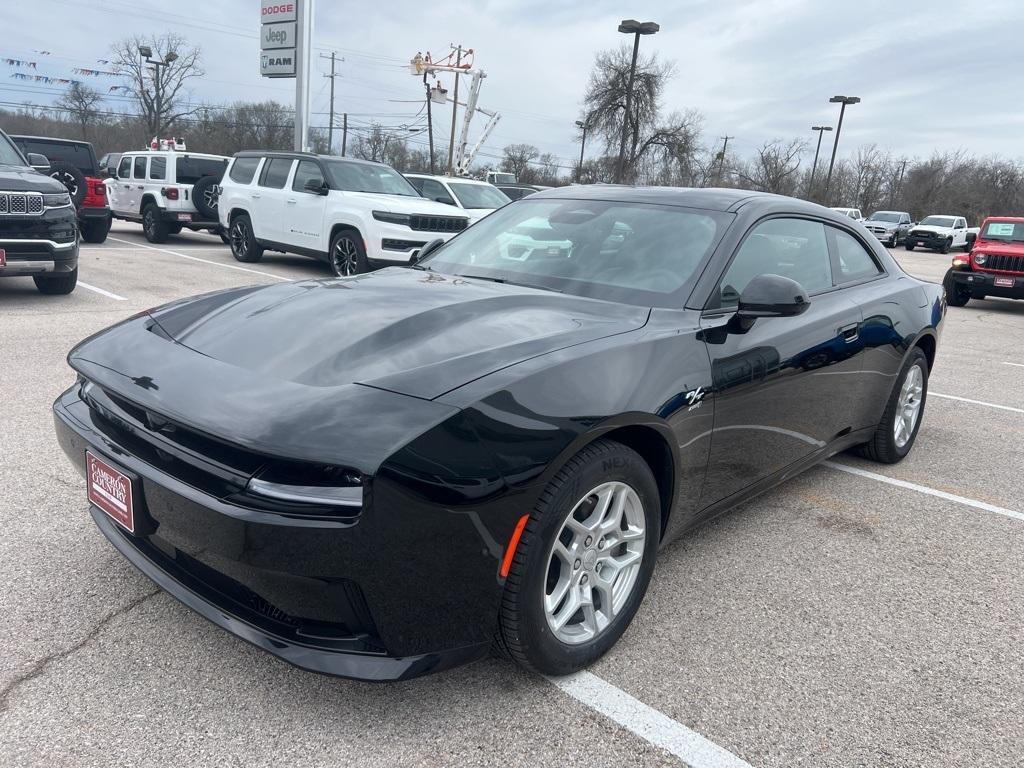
[261,0,296,23]
[262,21,297,50]
[261,52,296,77]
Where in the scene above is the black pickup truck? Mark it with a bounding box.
[0,128,79,294]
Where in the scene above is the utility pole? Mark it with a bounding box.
[715,135,733,185]
[890,159,908,206]
[446,44,462,177]
[341,113,348,156]
[321,51,340,154]
[424,72,436,174]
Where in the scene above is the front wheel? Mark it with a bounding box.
[34,267,78,295]
[229,215,264,263]
[940,238,951,254]
[905,242,915,251]
[329,230,368,277]
[856,347,929,463]
[888,232,898,248]
[495,439,660,675]
[943,268,971,307]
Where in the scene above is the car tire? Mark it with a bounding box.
[79,218,110,244]
[943,268,971,307]
[219,230,230,245]
[33,267,78,295]
[142,204,169,243]
[229,214,263,263]
[940,238,951,254]
[192,176,220,220]
[856,347,929,464]
[329,229,369,277]
[905,242,915,251]
[49,162,87,207]
[166,223,183,235]
[888,232,898,248]
[495,439,660,676]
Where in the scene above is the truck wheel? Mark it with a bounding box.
[142,204,169,243]
[79,218,110,244]
[33,267,78,295]
[888,232,898,248]
[192,176,220,220]
[942,269,971,307]
[229,214,264,263]
[940,238,951,254]
[904,242,915,251]
[49,162,87,207]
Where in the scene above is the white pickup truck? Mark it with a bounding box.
[904,215,971,253]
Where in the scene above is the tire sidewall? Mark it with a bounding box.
[330,231,367,277]
[887,350,929,460]
[192,176,219,219]
[510,443,660,675]
[50,162,87,207]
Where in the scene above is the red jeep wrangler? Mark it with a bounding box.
[943,216,1024,307]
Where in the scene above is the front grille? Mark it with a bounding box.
[0,192,44,215]
[408,214,468,233]
[979,254,1024,273]
[910,230,938,240]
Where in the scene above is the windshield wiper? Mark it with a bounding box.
[460,273,563,293]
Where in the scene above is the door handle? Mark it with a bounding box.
[286,199,297,205]
[839,322,859,343]
[251,193,261,199]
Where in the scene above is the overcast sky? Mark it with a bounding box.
[5,0,1024,169]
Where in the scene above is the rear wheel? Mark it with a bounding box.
[943,268,971,307]
[79,217,110,243]
[856,347,929,463]
[34,267,78,295]
[495,439,660,675]
[142,204,168,243]
[229,214,263,263]
[329,230,368,277]
[905,242,915,251]
[166,223,183,235]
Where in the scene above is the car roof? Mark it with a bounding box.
[9,134,93,148]
[407,173,492,186]
[528,185,800,213]
[233,150,388,168]
[982,216,1024,222]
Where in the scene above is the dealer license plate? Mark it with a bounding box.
[177,213,192,221]
[0,249,6,267]
[994,277,1015,288]
[86,451,135,533]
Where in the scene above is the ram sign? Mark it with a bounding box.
[261,51,296,77]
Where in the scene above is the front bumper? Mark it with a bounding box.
[905,232,950,249]
[948,268,1024,299]
[161,209,220,230]
[866,226,899,242]
[53,387,496,681]
[365,222,460,264]
[0,235,78,277]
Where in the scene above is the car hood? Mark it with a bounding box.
[144,267,649,400]
[974,241,1024,257]
[912,224,952,234]
[464,208,497,223]
[0,164,66,193]
[340,192,466,217]
[866,220,898,230]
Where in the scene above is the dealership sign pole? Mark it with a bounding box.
[260,0,313,151]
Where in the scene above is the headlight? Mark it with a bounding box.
[372,210,411,225]
[974,253,987,265]
[43,192,72,207]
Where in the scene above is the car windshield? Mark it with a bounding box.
[868,212,900,223]
[920,216,956,227]
[418,198,730,307]
[448,182,510,209]
[14,139,96,174]
[0,133,25,166]
[324,160,418,196]
[981,221,1024,242]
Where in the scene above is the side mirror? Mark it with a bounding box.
[304,178,328,195]
[737,274,810,319]
[27,153,50,173]
[414,238,445,262]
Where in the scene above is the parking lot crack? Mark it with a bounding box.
[0,588,161,713]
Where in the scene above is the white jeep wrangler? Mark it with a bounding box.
[106,145,229,243]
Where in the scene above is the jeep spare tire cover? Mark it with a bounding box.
[49,162,87,207]
[192,175,220,219]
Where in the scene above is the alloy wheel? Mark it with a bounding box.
[332,236,359,276]
[144,211,156,238]
[543,481,646,645]
[893,364,923,448]
[51,170,78,198]
[203,186,219,212]
[230,220,248,258]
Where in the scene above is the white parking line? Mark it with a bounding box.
[930,392,1024,414]
[824,462,1024,523]
[1002,362,1024,368]
[107,236,289,282]
[78,282,127,301]
[548,672,753,768]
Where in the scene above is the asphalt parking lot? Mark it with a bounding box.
[2,223,1022,767]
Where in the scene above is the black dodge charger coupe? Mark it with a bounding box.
[54,187,944,681]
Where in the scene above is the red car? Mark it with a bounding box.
[943,217,1024,306]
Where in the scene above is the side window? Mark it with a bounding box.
[292,160,325,192]
[716,218,832,308]
[133,156,147,179]
[259,158,293,189]
[229,156,261,184]
[117,157,132,179]
[420,179,455,205]
[149,157,166,180]
[901,214,911,224]
[830,228,883,284]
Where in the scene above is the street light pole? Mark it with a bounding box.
[809,125,832,198]
[138,45,177,137]
[614,19,659,184]
[823,95,860,199]
[575,119,588,182]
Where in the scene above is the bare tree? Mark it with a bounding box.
[56,82,103,140]
[501,143,539,179]
[735,139,807,195]
[112,33,203,137]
